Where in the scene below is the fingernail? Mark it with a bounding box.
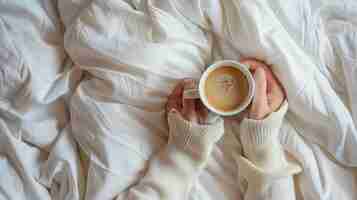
[169,108,178,114]
[254,68,265,79]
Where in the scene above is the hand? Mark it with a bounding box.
[166,79,209,124]
[241,59,286,120]
[166,79,224,164]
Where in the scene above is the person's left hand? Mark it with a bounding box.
[227,59,286,123]
[241,59,286,120]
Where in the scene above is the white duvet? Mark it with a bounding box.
[1,0,357,199]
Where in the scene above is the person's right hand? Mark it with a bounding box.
[240,59,286,120]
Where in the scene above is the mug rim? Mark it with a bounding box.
[198,60,255,116]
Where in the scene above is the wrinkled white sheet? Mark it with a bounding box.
[1,0,357,199]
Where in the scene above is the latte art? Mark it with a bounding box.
[204,66,249,112]
[215,74,237,93]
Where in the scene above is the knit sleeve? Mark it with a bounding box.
[117,110,224,200]
[234,102,302,200]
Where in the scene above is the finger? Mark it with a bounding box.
[182,79,198,122]
[166,97,181,113]
[196,100,209,124]
[240,59,266,71]
[264,67,282,94]
[171,80,185,97]
[269,71,286,97]
[267,83,285,111]
[241,59,286,115]
[265,67,286,112]
[252,68,268,105]
[241,59,275,93]
[182,98,197,121]
[166,81,184,112]
[250,68,269,119]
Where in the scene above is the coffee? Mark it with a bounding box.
[184,60,254,116]
[204,66,249,112]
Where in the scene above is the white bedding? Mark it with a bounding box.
[1,0,357,199]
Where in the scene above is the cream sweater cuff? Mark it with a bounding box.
[167,110,224,167]
[239,102,288,171]
[234,102,302,192]
[240,102,288,147]
[136,112,224,200]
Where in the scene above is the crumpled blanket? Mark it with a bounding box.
[1,0,357,199]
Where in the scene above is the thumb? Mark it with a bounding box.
[250,68,269,119]
[253,68,268,104]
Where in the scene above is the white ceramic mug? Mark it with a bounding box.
[184,60,255,116]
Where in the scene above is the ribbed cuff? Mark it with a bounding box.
[240,102,288,148]
[167,110,224,165]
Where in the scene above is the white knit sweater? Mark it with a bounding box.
[236,102,301,199]
[118,103,301,200]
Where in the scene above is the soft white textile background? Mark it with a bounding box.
[1,0,357,199]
